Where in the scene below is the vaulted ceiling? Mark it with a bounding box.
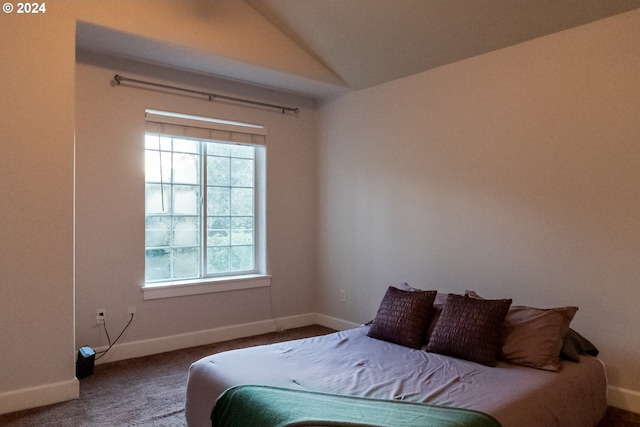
[246,0,640,90]
[76,0,640,99]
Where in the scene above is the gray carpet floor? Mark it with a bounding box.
[1,324,638,426]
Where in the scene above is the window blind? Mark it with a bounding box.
[145,109,266,145]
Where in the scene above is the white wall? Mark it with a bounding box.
[74,52,317,358]
[317,9,640,411]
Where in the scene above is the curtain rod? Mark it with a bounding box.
[113,74,299,114]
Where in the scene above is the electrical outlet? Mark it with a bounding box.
[340,289,346,302]
[128,306,136,320]
[96,309,106,324]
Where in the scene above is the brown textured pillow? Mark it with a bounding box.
[500,305,578,371]
[428,294,512,366]
[396,283,447,346]
[368,286,436,349]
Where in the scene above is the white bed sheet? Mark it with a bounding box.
[185,326,607,427]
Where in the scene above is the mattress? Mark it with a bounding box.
[185,326,607,427]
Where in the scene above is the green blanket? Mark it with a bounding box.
[211,385,502,427]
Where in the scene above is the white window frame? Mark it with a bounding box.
[142,109,270,300]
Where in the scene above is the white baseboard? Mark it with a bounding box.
[274,313,319,331]
[94,313,319,365]
[0,378,79,416]
[315,313,361,331]
[608,385,640,414]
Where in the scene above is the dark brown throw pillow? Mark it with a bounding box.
[368,286,437,349]
[428,293,512,366]
[396,283,447,346]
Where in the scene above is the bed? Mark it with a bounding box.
[185,288,607,427]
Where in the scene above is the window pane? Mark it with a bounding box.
[231,217,253,245]
[173,152,200,184]
[160,136,172,151]
[230,158,253,187]
[145,134,171,151]
[145,184,171,214]
[173,138,199,153]
[208,156,230,186]
[172,247,199,279]
[207,246,230,274]
[146,216,171,247]
[173,185,200,215]
[145,133,159,150]
[207,216,230,246]
[145,150,172,182]
[208,187,230,215]
[145,248,171,281]
[230,246,254,271]
[230,188,253,216]
[207,142,230,156]
[230,145,254,159]
[172,216,200,246]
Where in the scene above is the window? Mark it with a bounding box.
[143,110,268,298]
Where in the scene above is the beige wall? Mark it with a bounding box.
[2,0,639,415]
[0,6,78,409]
[317,9,640,409]
[1,0,319,413]
[74,52,317,353]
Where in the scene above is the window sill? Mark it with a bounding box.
[142,274,271,300]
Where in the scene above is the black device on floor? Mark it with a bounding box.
[76,346,95,379]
